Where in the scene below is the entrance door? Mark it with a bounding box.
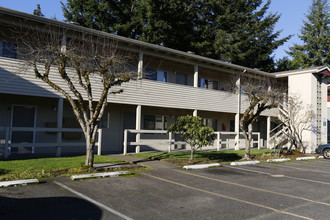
[11,105,36,154]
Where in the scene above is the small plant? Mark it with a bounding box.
[168,115,215,163]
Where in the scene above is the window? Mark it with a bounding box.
[176,72,187,85]
[145,68,168,82]
[210,80,218,90]
[230,120,235,132]
[145,68,157,80]
[199,78,219,90]
[144,115,168,130]
[0,41,17,59]
[157,71,168,82]
[198,78,208,88]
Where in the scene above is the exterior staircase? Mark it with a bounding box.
[268,103,289,149]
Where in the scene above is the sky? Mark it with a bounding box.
[0,0,311,60]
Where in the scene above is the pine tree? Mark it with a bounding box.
[288,0,330,68]
[193,0,290,71]
[62,0,141,39]
[33,4,44,17]
[136,0,196,51]
[62,0,290,71]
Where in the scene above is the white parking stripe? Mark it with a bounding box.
[54,181,134,220]
[226,165,330,185]
[263,163,330,174]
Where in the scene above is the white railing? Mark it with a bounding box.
[214,131,261,150]
[123,129,261,155]
[123,129,174,155]
[0,127,102,159]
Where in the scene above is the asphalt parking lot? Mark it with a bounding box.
[1,158,330,220]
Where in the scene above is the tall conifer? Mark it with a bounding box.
[288,0,330,68]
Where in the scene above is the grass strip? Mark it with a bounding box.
[0,155,124,181]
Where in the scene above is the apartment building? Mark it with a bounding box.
[0,7,328,157]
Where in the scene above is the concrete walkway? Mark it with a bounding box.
[107,154,177,170]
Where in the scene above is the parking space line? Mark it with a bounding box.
[143,173,312,220]
[286,161,330,168]
[226,164,330,186]
[262,163,330,174]
[223,165,272,175]
[54,181,134,220]
[175,170,330,207]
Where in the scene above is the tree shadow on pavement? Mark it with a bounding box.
[0,196,102,220]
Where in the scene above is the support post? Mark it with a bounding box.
[194,64,198,87]
[266,116,271,149]
[97,129,102,155]
[4,127,9,159]
[193,109,198,116]
[136,105,142,153]
[257,133,261,149]
[61,33,67,54]
[138,50,144,79]
[168,132,172,153]
[56,98,63,157]
[235,72,241,150]
[216,132,220,151]
[123,129,128,155]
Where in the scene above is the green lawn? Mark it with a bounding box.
[0,155,124,181]
[134,149,276,166]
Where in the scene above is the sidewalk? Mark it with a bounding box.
[107,154,177,170]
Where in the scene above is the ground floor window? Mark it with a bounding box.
[144,115,168,130]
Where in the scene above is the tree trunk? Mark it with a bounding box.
[189,146,195,164]
[84,131,96,168]
[242,124,252,160]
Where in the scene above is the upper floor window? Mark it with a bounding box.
[198,78,208,88]
[145,68,168,82]
[199,78,219,90]
[0,41,17,59]
[176,72,187,85]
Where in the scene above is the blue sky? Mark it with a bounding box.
[0,0,311,60]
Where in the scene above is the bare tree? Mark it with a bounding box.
[233,73,285,160]
[277,96,315,153]
[7,25,135,167]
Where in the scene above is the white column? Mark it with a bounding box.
[56,98,63,157]
[266,116,271,149]
[61,33,67,54]
[193,109,198,116]
[194,64,198,87]
[235,72,241,150]
[135,105,142,153]
[138,50,144,79]
[97,129,102,155]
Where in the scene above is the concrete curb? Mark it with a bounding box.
[296,156,317,161]
[230,161,260,166]
[318,156,325,159]
[0,179,39,187]
[183,163,221,170]
[267,158,291,163]
[70,171,129,180]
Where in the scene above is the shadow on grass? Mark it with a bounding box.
[145,151,242,162]
[0,169,10,176]
[195,152,241,162]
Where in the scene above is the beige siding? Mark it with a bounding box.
[0,57,275,116]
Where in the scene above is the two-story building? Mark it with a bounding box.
[0,7,328,157]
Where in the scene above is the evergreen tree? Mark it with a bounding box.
[62,0,290,71]
[193,0,290,71]
[288,0,330,68]
[62,0,141,39]
[136,0,196,51]
[33,4,44,17]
